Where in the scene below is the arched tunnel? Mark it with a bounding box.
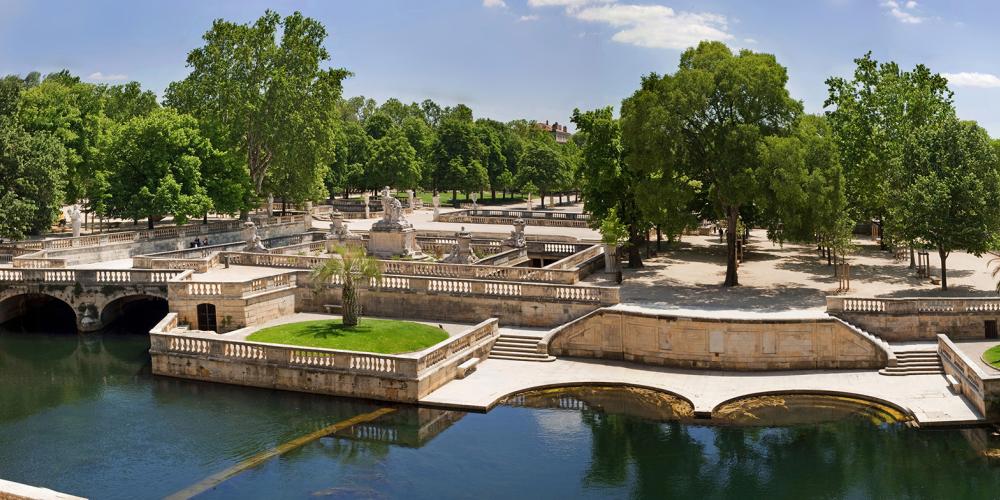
[0,294,78,333]
[99,295,169,333]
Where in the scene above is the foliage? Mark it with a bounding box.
[104,108,214,227]
[367,127,421,189]
[896,115,1000,290]
[599,208,629,245]
[311,245,382,326]
[0,118,67,238]
[165,10,349,200]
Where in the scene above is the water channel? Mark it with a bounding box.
[3,311,1000,499]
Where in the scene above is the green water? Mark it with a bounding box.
[2,325,1000,499]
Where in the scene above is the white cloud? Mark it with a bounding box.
[942,72,1000,88]
[519,14,541,22]
[881,0,924,24]
[527,0,613,9]
[572,4,733,49]
[743,37,758,44]
[87,72,128,82]
[483,0,507,8]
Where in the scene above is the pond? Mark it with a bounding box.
[2,322,1000,499]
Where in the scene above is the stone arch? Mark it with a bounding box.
[0,293,79,332]
[710,390,914,421]
[492,382,697,415]
[99,294,169,331]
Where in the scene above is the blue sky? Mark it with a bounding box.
[3,0,1000,133]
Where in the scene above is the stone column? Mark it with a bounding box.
[432,194,440,221]
[304,201,313,228]
[408,190,415,210]
[603,243,617,273]
[362,193,370,219]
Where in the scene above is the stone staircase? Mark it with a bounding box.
[879,345,945,376]
[488,333,555,362]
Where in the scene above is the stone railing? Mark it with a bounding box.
[938,334,1000,419]
[171,273,297,299]
[543,244,603,270]
[527,241,592,257]
[436,210,591,228]
[152,316,498,380]
[0,268,183,285]
[341,275,619,304]
[469,209,590,221]
[827,297,1000,314]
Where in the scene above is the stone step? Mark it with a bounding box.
[879,368,945,376]
[894,362,944,370]
[895,352,941,358]
[488,353,556,362]
[494,339,538,348]
[496,334,545,341]
[489,347,547,357]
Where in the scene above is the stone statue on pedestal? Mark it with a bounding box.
[503,218,527,249]
[362,193,370,219]
[245,222,268,252]
[68,205,82,237]
[368,186,424,259]
[443,227,473,264]
[470,192,479,211]
[380,186,404,224]
[327,210,360,241]
[408,189,415,210]
[432,194,441,221]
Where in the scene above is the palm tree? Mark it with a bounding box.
[311,245,381,327]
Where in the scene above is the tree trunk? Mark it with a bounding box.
[343,282,360,326]
[724,206,739,287]
[909,246,916,269]
[203,213,208,225]
[656,227,662,251]
[491,189,496,199]
[540,192,546,209]
[939,247,949,291]
[827,247,832,265]
[147,217,154,230]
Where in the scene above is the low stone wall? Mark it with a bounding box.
[436,210,590,228]
[541,308,889,371]
[938,335,1000,419]
[298,272,618,327]
[828,297,1000,341]
[149,313,499,403]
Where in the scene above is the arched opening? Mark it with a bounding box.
[100,295,169,334]
[0,294,78,333]
[196,303,217,332]
[500,384,696,421]
[711,391,912,426]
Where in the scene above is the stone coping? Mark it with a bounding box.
[610,303,830,322]
[0,478,85,500]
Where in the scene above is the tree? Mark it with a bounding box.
[573,106,652,267]
[165,10,350,201]
[825,53,953,246]
[432,112,484,196]
[366,127,421,190]
[896,116,1000,290]
[626,41,801,286]
[0,119,67,239]
[311,245,382,327]
[104,108,214,228]
[327,120,370,197]
[517,141,568,209]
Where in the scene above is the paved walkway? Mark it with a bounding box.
[420,358,983,426]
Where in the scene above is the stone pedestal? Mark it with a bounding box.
[369,224,423,259]
[603,243,617,273]
[444,227,473,264]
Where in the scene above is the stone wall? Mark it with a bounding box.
[169,284,296,333]
[828,297,1000,341]
[542,308,889,371]
[149,314,499,403]
[938,335,1000,420]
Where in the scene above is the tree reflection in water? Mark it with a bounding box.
[505,386,1000,499]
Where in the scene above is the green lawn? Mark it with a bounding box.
[412,191,526,206]
[246,319,449,354]
[983,345,1000,369]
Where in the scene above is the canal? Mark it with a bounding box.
[3,316,1000,499]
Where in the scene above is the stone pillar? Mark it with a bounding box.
[408,190,415,210]
[267,193,274,217]
[362,193,370,219]
[304,201,313,228]
[603,243,617,273]
[526,193,532,211]
[432,194,440,221]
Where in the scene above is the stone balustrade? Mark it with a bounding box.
[543,244,604,271]
[0,268,184,285]
[436,210,591,228]
[827,296,1000,341]
[938,334,1000,419]
[149,314,500,401]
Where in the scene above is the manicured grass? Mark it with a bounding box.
[246,319,449,354]
[413,191,526,206]
[983,345,1000,369]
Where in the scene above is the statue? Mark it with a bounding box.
[407,189,416,209]
[67,205,82,237]
[362,193,370,219]
[380,186,404,224]
[503,218,527,249]
[327,210,359,241]
[471,192,479,211]
[443,226,473,264]
[432,193,441,221]
[244,222,268,252]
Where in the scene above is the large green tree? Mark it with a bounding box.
[897,115,1000,290]
[516,141,569,209]
[366,127,421,190]
[104,108,214,228]
[627,41,801,286]
[0,119,67,238]
[165,10,349,203]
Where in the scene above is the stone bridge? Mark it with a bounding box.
[0,269,183,331]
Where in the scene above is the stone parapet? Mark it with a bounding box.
[938,335,1000,419]
[827,296,1000,341]
[540,308,889,371]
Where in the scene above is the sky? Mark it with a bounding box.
[3,0,1000,133]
